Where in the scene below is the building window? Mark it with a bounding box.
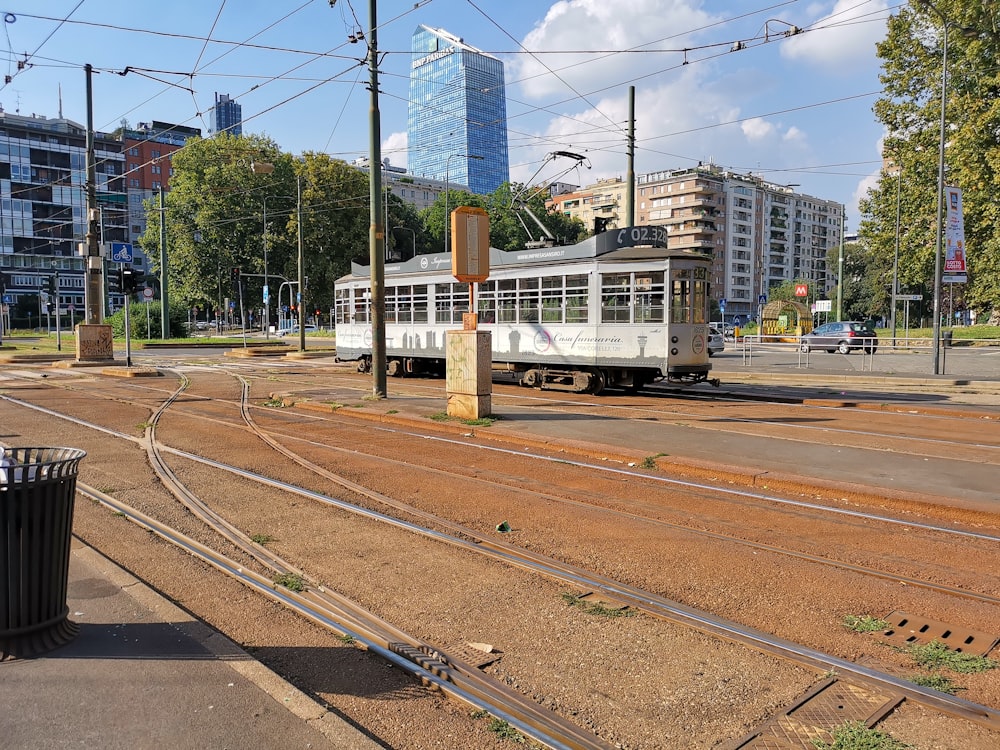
[129,178,139,188]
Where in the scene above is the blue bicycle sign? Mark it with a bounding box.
[110,242,134,263]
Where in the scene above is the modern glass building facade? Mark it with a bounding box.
[209,92,242,137]
[408,26,509,195]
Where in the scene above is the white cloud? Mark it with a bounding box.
[741,117,774,141]
[511,0,718,100]
[783,126,806,144]
[782,0,891,71]
[383,131,408,172]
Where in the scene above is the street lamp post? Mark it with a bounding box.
[296,174,305,353]
[50,261,61,351]
[916,0,980,374]
[444,154,483,254]
[262,193,294,339]
[891,166,902,347]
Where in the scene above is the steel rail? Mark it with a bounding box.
[140,373,611,750]
[73,484,609,750]
[4,389,1000,731]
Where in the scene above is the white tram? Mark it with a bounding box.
[334,226,717,394]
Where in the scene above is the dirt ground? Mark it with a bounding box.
[2,368,998,749]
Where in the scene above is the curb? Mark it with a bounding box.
[72,541,381,749]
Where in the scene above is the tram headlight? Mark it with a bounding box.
[670,348,679,355]
[671,335,679,343]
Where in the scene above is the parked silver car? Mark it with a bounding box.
[708,327,725,356]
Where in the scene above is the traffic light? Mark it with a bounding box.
[47,275,57,295]
[120,267,139,293]
[0,272,7,294]
[231,267,241,284]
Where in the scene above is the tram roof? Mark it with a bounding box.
[348,227,708,278]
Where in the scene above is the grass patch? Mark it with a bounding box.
[902,640,998,674]
[910,673,960,694]
[112,510,127,518]
[842,614,889,633]
[322,401,345,410]
[262,397,286,408]
[486,717,525,743]
[640,453,667,469]
[561,592,636,619]
[386,409,398,414]
[273,573,306,592]
[427,411,496,426]
[136,420,153,431]
[362,394,383,402]
[250,533,273,545]
[338,634,356,645]
[812,720,911,750]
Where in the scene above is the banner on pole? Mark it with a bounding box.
[943,186,967,284]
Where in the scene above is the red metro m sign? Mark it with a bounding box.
[794,284,809,297]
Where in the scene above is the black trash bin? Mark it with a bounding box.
[1,446,86,660]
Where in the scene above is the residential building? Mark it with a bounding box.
[636,163,843,323]
[209,93,242,137]
[408,25,509,194]
[0,110,126,325]
[547,177,628,234]
[120,121,201,273]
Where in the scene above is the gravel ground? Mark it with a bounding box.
[1,368,998,750]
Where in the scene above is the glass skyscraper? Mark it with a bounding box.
[408,26,509,195]
[209,92,242,137]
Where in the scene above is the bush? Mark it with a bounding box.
[106,301,189,339]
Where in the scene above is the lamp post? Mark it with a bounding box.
[50,260,61,351]
[392,226,416,259]
[916,0,979,374]
[444,154,483,254]
[296,174,305,353]
[891,166,902,347]
[262,193,294,339]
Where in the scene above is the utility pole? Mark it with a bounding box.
[626,85,635,228]
[368,0,386,398]
[84,63,103,325]
[159,188,169,339]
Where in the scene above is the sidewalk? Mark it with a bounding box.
[0,541,382,750]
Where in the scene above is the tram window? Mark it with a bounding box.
[354,288,370,323]
[435,283,451,323]
[412,284,428,323]
[541,276,563,323]
[385,286,397,324]
[692,279,708,323]
[519,277,539,323]
[671,269,691,323]
[478,280,496,323]
[397,285,412,323]
[601,272,631,323]
[335,289,351,325]
[635,271,664,323]
[453,282,470,322]
[498,279,516,323]
[565,274,589,323]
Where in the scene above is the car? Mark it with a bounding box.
[277,324,318,337]
[708,327,725,356]
[194,321,212,331]
[799,321,878,354]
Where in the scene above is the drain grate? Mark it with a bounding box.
[879,611,999,656]
[727,678,902,749]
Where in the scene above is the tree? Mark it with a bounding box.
[860,1,1000,324]
[420,182,586,254]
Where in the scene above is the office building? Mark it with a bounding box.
[209,92,242,137]
[121,121,201,273]
[547,177,628,234]
[0,110,126,325]
[408,26,509,195]
[635,163,844,323]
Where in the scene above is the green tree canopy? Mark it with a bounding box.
[860,0,1000,324]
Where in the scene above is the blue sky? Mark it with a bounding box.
[2,0,893,227]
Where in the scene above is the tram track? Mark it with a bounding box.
[3,374,1000,737]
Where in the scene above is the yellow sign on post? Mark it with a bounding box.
[451,206,490,283]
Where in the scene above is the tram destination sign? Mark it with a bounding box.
[596,225,668,253]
